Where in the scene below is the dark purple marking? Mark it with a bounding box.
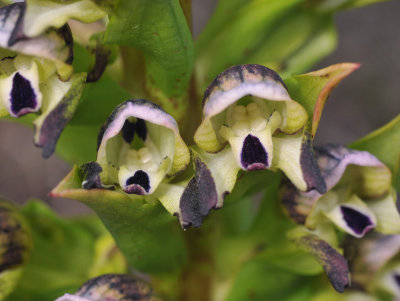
[121,120,136,143]
[125,170,150,195]
[179,157,218,229]
[10,72,37,117]
[81,162,103,189]
[136,118,147,141]
[300,136,327,194]
[341,206,374,236]
[240,134,268,170]
[394,274,400,287]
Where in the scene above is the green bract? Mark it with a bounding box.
[194,64,326,207]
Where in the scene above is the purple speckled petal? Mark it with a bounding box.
[179,156,218,229]
[295,234,350,293]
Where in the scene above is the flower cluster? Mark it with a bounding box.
[76,64,331,229]
[0,2,102,157]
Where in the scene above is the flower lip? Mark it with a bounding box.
[124,170,150,195]
[340,205,374,236]
[10,72,38,116]
[241,134,268,170]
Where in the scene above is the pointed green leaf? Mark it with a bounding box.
[195,0,302,93]
[51,165,187,274]
[350,115,400,188]
[284,63,360,138]
[104,0,194,114]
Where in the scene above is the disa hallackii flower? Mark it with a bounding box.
[194,64,326,207]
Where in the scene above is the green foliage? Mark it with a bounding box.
[351,114,400,189]
[105,0,194,116]
[51,166,188,274]
[6,201,96,301]
[0,0,397,300]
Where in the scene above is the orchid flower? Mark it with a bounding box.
[193,64,326,207]
[0,2,88,157]
[282,144,399,238]
[79,99,217,228]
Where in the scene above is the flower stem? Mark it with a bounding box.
[179,225,215,301]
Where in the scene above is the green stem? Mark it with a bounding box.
[179,225,216,301]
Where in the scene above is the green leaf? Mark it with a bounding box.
[195,0,302,93]
[281,17,338,77]
[6,201,96,301]
[350,115,400,188]
[51,165,187,274]
[195,0,248,54]
[224,259,314,301]
[284,63,360,138]
[104,0,194,114]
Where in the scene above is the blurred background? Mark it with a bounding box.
[0,0,399,215]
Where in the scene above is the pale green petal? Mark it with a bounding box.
[24,0,107,37]
[368,189,400,234]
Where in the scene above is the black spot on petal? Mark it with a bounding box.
[136,118,147,141]
[394,274,400,287]
[241,134,268,170]
[341,206,374,236]
[10,72,37,117]
[125,170,150,195]
[81,162,103,189]
[121,120,136,143]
